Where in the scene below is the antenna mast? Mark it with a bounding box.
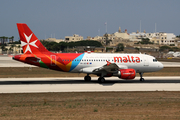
[140,20,141,33]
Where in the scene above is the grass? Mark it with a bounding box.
[0,92,180,120]
[0,67,180,119]
[0,67,180,78]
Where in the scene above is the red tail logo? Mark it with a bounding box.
[17,23,49,54]
[21,33,38,53]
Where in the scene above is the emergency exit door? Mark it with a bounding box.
[50,55,56,66]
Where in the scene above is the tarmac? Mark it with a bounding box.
[0,77,180,93]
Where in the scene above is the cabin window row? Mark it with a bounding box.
[62,59,142,62]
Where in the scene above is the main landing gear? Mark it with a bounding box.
[84,74,91,81]
[139,72,145,81]
[98,77,105,83]
[84,74,106,83]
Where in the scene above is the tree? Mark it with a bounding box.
[116,43,124,52]
[1,45,5,51]
[9,36,14,43]
[171,47,179,52]
[9,47,13,52]
[0,37,2,45]
[17,45,21,53]
[159,45,171,51]
[136,38,153,44]
[73,40,102,47]
[12,40,21,44]
[176,35,180,38]
[9,44,16,52]
[135,47,140,52]
[59,42,68,51]
[40,40,103,52]
[1,36,6,45]
[1,44,7,51]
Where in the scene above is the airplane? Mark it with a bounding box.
[13,23,163,83]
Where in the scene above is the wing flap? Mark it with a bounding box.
[93,63,119,73]
[80,61,128,74]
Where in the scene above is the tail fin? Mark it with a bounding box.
[17,23,49,54]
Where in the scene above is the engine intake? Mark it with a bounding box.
[117,69,136,79]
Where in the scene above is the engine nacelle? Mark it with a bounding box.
[117,69,136,79]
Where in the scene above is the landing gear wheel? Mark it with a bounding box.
[139,72,144,82]
[98,77,105,83]
[140,78,144,81]
[84,75,91,81]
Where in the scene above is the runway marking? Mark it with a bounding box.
[0,77,180,93]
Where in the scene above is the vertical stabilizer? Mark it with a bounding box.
[17,23,50,54]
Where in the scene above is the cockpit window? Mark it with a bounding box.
[153,59,157,62]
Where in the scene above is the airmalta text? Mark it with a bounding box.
[114,56,140,63]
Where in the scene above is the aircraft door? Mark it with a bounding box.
[50,55,56,66]
[143,56,149,66]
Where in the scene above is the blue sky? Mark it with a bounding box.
[0,0,180,40]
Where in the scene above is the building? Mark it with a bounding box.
[86,27,130,46]
[45,38,64,43]
[113,27,129,40]
[129,30,147,42]
[65,34,83,42]
[150,33,176,45]
[129,31,176,45]
[175,37,180,47]
[86,36,103,40]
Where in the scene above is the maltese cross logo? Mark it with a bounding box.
[21,33,38,53]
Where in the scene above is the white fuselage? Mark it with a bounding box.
[71,53,163,73]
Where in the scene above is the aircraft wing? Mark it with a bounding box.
[93,63,119,73]
[80,61,128,74]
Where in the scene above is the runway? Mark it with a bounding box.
[0,77,180,93]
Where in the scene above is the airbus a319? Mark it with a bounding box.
[13,23,163,83]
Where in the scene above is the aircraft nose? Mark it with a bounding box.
[158,62,164,70]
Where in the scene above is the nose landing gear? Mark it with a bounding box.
[139,73,144,81]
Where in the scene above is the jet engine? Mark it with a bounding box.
[117,69,136,79]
